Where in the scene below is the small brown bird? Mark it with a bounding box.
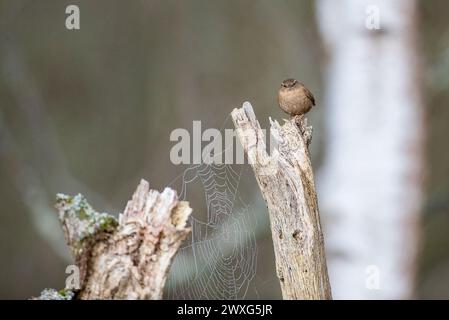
[278,78,315,116]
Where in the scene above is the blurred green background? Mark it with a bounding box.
[0,0,448,299]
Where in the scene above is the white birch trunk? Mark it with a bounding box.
[315,0,424,299]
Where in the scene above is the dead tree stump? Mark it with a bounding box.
[231,102,332,300]
[36,179,192,300]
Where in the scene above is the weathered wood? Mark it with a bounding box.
[36,179,192,299]
[231,102,332,300]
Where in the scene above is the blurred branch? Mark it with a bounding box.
[0,41,111,260]
[0,111,69,260]
[2,43,107,205]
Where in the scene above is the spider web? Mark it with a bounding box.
[166,123,257,299]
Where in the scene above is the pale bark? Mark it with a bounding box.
[316,0,424,299]
[36,179,192,299]
[231,102,332,300]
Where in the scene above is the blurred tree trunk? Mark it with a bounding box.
[232,103,332,300]
[316,0,424,298]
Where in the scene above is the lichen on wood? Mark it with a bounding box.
[36,179,192,300]
[35,289,75,300]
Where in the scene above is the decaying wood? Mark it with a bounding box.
[231,102,332,300]
[36,179,192,299]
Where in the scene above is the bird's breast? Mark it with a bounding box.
[278,87,313,115]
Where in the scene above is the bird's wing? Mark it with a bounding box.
[303,86,316,106]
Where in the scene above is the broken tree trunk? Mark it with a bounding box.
[231,102,332,300]
[36,179,192,300]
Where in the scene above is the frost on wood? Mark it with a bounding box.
[231,102,332,300]
[37,179,192,299]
